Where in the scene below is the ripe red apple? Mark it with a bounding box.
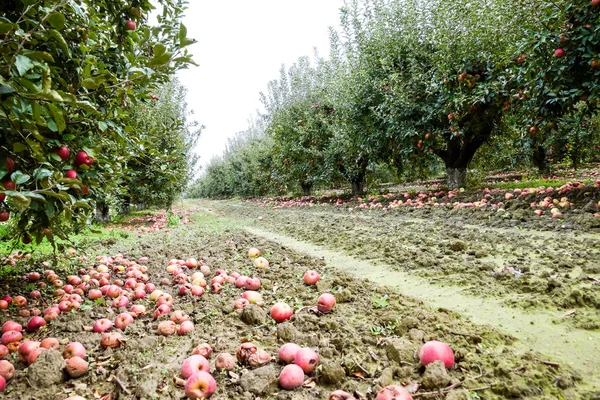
[170,310,189,324]
[64,170,77,179]
[27,348,46,365]
[279,364,305,390]
[1,331,22,345]
[178,320,194,335]
[233,298,249,310]
[244,277,261,290]
[26,316,46,332]
[184,371,217,400]
[63,342,86,359]
[1,180,15,190]
[214,352,236,371]
[181,354,210,379]
[65,356,88,378]
[329,390,356,400]
[88,289,102,300]
[93,318,113,333]
[235,276,248,288]
[27,272,41,282]
[0,360,15,380]
[40,338,59,350]
[12,295,26,307]
[303,270,320,285]
[54,146,70,161]
[112,295,129,308]
[2,321,22,334]
[0,344,8,359]
[270,302,293,323]
[554,48,565,57]
[0,375,5,392]
[114,313,134,330]
[294,348,318,374]
[376,385,413,400]
[0,212,9,222]
[591,59,600,69]
[124,19,137,31]
[74,151,93,167]
[18,340,40,363]
[419,340,454,368]
[593,0,600,7]
[317,293,336,313]
[278,343,301,364]
[130,304,146,317]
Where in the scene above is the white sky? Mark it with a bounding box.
[176,1,344,169]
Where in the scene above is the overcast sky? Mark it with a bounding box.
[176,1,345,169]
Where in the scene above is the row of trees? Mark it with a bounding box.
[0,0,199,243]
[191,0,600,198]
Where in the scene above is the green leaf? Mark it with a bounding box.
[49,152,62,162]
[47,29,70,56]
[13,142,27,153]
[98,121,108,132]
[173,56,199,66]
[0,84,16,95]
[47,12,66,30]
[12,194,31,212]
[11,171,30,185]
[47,103,66,133]
[73,201,91,209]
[0,22,16,34]
[154,43,167,57]
[149,52,172,67]
[14,55,34,76]
[23,51,55,62]
[22,192,45,201]
[33,168,53,180]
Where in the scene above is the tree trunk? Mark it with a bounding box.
[351,178,365,196]
[531,146,549,175]
[300,182,312,196]
[95,201,110,223]
[121,197,131,215]
[446,167,467,189]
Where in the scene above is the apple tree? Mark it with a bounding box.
[0,0,196,243]
[262,57,335,195]
[514,0,600,171]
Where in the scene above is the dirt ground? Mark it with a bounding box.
[0,199,598,399]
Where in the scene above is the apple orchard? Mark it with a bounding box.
[0,1,600,400]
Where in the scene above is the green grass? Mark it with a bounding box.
[0,223,134,258]
[487,178,594,190]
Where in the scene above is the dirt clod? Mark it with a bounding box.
[385,337,417,364]
[421,360,451,389]
[27,349,65,388]
[240,364,279,394]
[241,304,267,325]
[320,361,346,384]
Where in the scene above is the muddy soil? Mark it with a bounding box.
[209,199,600,333]
[0,207,593,399]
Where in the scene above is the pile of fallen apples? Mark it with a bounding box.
[0,245,459,399]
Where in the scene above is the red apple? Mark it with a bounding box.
[124,20,137,31]
[1,331,22,345]
[114,313,134,330]
[0,360,14,380]
[2,321,22,334]
[294,347,318,374]
[278,343,301,364]
[157,320,177,336]
[181,354,210,379]
[1,180,15,191]
[88,289,102,300]
[554,48,565,57]
[64,169,77,179]
[376,385,413,400]
[65,356,88,378]
[93,318,113,333]
[279,364,304,390]
[63,342,86,359]
[40,338,59,350]
[248,248,261,258]
[329,390,356,400]
[184,371,216,399]
[0,212,9,222]
[100,332,124,349]
[244,277,261,290]
[178,320,194,335]
[270,302,293,323]
[26,316,46,332]
[317,293,336,313]
[419,340,454,368]
[74,151,93,167]
[303,270,320,285]
[54,146,70,161]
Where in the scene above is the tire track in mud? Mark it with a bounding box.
[242,225,600,392]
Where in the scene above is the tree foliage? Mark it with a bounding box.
[0,0,197,243]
